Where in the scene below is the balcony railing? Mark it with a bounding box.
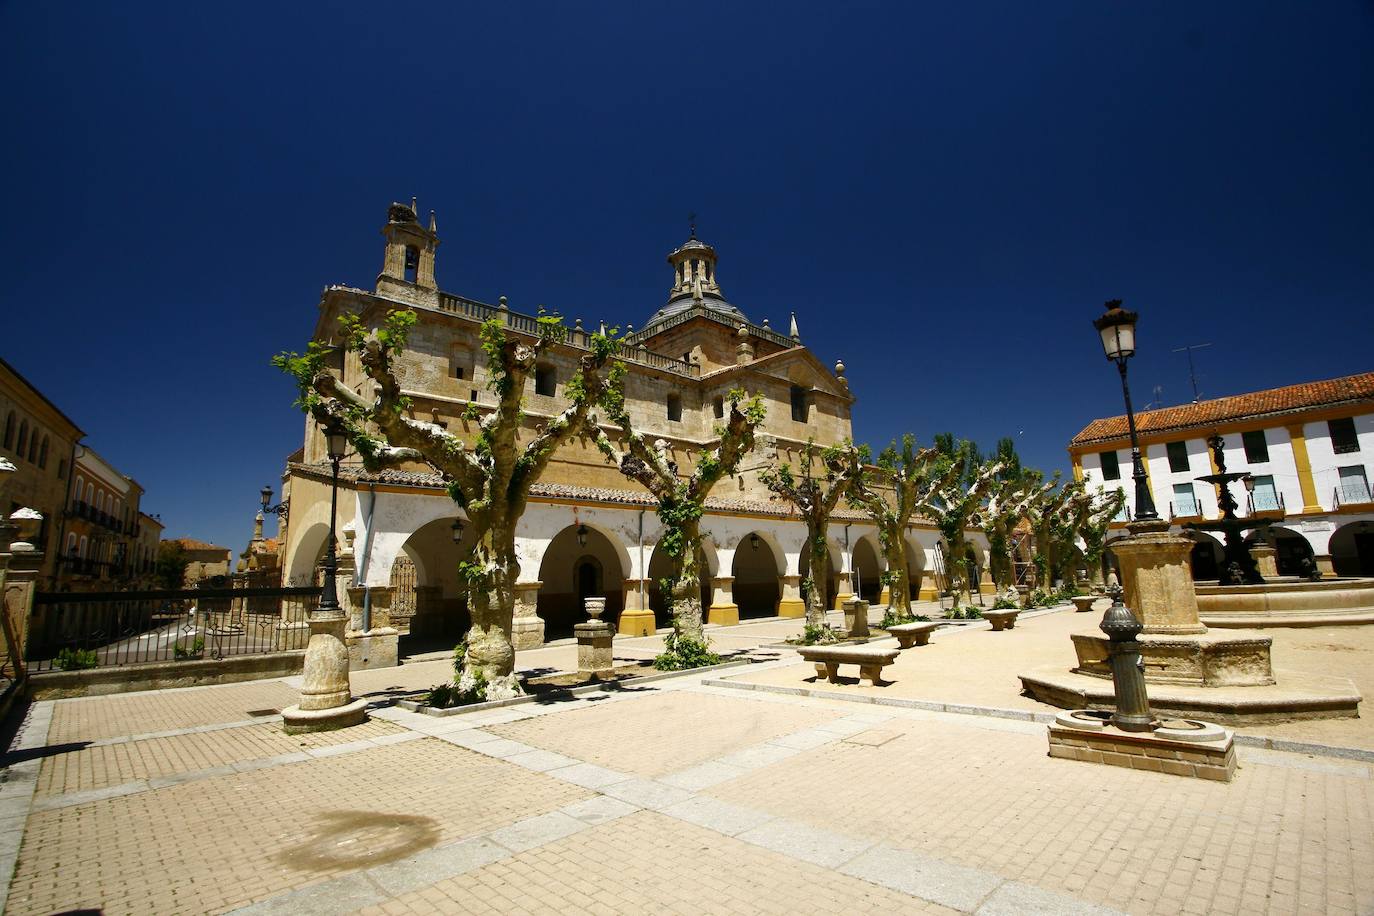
[1246,492,1285,516]
[1334,482,1373,509]
[1170,500,1203,521]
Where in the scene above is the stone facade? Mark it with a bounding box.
[278,204,999,653]
[0,357,83,589]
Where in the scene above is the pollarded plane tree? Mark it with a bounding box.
[1068,487,1126,584]
[275,308,618,698]
[758,440,864,634]
[589,378,766,645]
[924,434,1004,608]
[846,435,958,615]
[979,471,1053,593]
[1024,476,1094,589]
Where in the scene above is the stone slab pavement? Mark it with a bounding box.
[0,622,1370,914]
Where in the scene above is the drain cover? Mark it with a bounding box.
[246,708,281,717]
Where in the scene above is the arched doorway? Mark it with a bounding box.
[1330,521,1374,577]
[392,516,475,643]
[538,524,628,638]
[1186,532,1224,581]
[852,536,882,603]
[287,523,332,587]
[647,542,711,629]
[732,532,781,619]
[1245,526,1316,577]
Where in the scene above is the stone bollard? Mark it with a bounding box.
[575,597,614,678]
[842,598,870,638]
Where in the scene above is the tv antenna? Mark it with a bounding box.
[1144,384,1164,410]
[1173,343,1211,403]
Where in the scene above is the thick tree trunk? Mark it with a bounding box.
[881,538,910,613]
[946,535,974,607]
[463,519,523,699]
[804,525,831,631]
[670,520,705,642]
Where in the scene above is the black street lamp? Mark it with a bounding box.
[1094,300,1158,522]
[260,485,289,520]
[576,524,589,548]
[319,419,349,613]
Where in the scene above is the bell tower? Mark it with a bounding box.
[377,198,440,303]
[666,224,722,303]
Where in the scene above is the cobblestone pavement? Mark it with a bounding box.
[2,630,1371,915]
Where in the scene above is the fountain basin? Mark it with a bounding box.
[1196,577,1374,628]
[1071,631,1275,688]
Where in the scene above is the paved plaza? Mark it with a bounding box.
[1,607,1371,915]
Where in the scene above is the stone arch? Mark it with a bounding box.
[288,522,332,586]
[732,530,783,619]
[852,534,883,604]
[391,515,476,639]
[537,522,630,638]
[1183,530,1224,581]
[1245,525,1316,577]
[1330,520,1374,577]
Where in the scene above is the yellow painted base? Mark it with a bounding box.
[832,592,854,611]
[706,603,739,626]
[617,608,656,638]
[918,586,939,602]
[878,587,891,606]
[777,598,806,618]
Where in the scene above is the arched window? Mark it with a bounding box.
[74,476,85,507]
[86,482,95,504]
[38,436,49,469]
[2,411,13,449]
[96,491,104,514]
[66,533,76,555]
[27,429,38,463]
[16,421,28,459]
[79,536,88,559]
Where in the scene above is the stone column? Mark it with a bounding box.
[618,578,655,636]
[2,544,40,680]
[878,585,891,606]
[778,575,805,618]
[1250,543,1279,579]
[1109,520,1206,636]
[345,585,399,670]
[510,581,545,649]
[706,576,738,626]
[979,566,995,595]
[832,570,854,611]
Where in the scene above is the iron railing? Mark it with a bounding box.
[1246,491,1285,514]
[1334,481,1372,508]
[26,586,319,671]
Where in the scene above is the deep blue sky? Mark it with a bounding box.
[3,2,1371,553]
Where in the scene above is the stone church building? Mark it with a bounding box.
[277,202,989,659]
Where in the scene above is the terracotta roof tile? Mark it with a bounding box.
[164,537,230,552]
[1070,371,1374,447]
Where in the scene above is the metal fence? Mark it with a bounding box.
[26,585,320,672]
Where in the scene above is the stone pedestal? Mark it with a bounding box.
[345,627,399,670]
[778,575,805,618]
[510,581,545,649]
[842,598,869,638]
[979,567,995,595]
[282,610,368,733]
[878,586,891,607]
[575,597,614,677]
[618,578,656,636]
[1047,711,1236,781]
[1250,544,1279,580]
[1111,521,1206,635]
[1,546,40,679]
[1315,554,1335,578]
[706,576,738,626]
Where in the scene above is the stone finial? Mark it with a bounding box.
[598,318,606,335]
[736,323,754,365]
[789,312,800,342]
[411,196,418,214]
[9,507,42,553]
[429,210,437,233]
[762,318,771,329]
[574,317,583,332]
[835,359,848,390]
[497,295,509,315]
[253,511,265,541]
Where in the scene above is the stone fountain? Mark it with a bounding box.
[1185,434,1271,585]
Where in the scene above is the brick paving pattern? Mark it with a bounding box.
[36,718,403,798]
[47,680,301,743]
[353,810,956,916]
[488,689,839,777]
[707,714,1374,915]
[6,739,591,916]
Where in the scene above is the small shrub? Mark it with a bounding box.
[426,665,489,709]
[880,608,915,629]
[452,640,467,674]
[654,630,722,671]
[173,637,205,660]
[56,647,98,671]
[946,606,984,620]
[991,597,1018,611]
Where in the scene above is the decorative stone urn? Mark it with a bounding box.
[1070,595,1098,613]
[7,508,42,553]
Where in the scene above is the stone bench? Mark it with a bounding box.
[885,621,941,649]
[983,609,1020,631]
[797,646,899,685]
